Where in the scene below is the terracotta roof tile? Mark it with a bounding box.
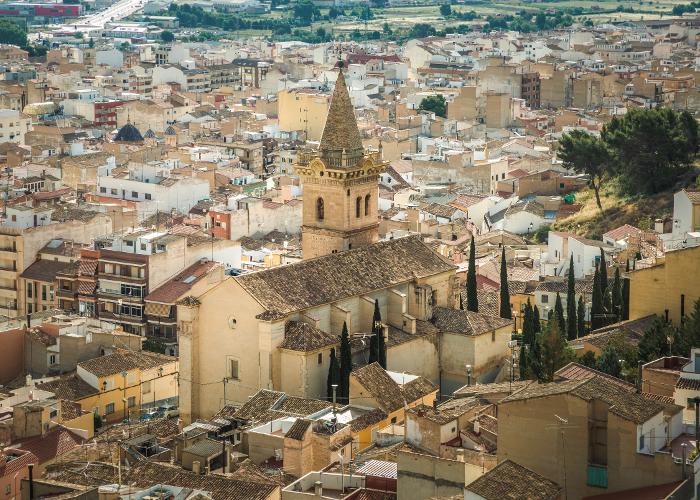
[14,426,84,464]
[236,236,454,316]
[465,460,561,500]
[432,307,512,336]
[284,418,311,441]
[20,259,72,282]
[351,363,436,414]
[279,321,338,352]
[77,349,172,378]
[145,260,218,304]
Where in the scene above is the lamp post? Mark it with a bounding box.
[466,364,472,386]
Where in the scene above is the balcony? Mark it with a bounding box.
[587,464,608,488]
[57,288,75,299]
[97,289,143,303]
[99,272,146,284]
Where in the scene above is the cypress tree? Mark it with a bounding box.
[621,260,630,321]
[499,246,511,319]
[529,332,543,381]
[566,255,577,340]
[554,292,565,331]
[327,347,340,400]
[603,288,613,326]
[522,300,534,346]
[339,322,352,402]
[466,236,478,312]
[611,267,622,322]
[533,305,541,333]
[591,265,604,330]
[541,315,568,382]
[459,293,464,310]
[368,300,380,364]
[519,342,528,379]
[374,300,387,368]
[577,295,586,338]
[599,248,608,294]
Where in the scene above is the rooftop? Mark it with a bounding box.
[465,459,561,500]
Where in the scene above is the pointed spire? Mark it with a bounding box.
[320,68,364,161]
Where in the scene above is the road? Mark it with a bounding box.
[73,0,144,27]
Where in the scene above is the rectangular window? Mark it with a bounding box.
[145,193,152,200]
[27,303,32,314]
[105,403,115,415]
[541,295,549,304]
[100,187,106,193]
[27,282,32,298]
[317,352,323,365]
[229,358,239,380]
[131,191,138,198]
[110,188,117,195]
[42,285,47,301]
[49,354,56,365]
[142,380,151,394]
[127,396,135,408]
[639,433,645,450]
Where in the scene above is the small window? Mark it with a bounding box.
[492,331,495,342]
[317,352,322,365]
[131,191,138,198]
[391,416,397,424]
[542,295,549,304]
[142,380,151,394]
[105,403,115,415]
[639,433,645,450]
[145,193,151,200]
[127,396,135,408]
[365,194,370,216]
[229,358,239,380]
[356,197,361,218]
[110,188,117,195]
[27,283,32,298]
[49,354,56,365]
[5,484,10,494]
[100,187,106,193]
[316,197,324,221]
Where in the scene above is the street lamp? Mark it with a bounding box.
[465,364,472,386]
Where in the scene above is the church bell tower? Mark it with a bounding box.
[295,67,387,260]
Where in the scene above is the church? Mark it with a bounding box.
[177,68,513,423]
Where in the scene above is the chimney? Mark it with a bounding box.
[28,463,34,499]
[473,419,480,435]
[654,218,664,234]
[314,481,323,497]
[192,461,201,475]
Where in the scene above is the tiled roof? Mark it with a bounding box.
[349,408,387,432]
[276,396,332,416]
[676,377,700,390]
[684,189,700,203]
[284,418,311,441]
[232,390,285,421]
[145,260,218,304]
[603,224,642,241]
[236,236,454,316]
[575,315,656,349]
[14,426,84,464]
[36,375,99,401]
[279,321,338,352]
[465,460,561,500]
[0,450,38,479]
[19,259,72,283]
[320,69,364,156]
[555,362,635,391]
[60,400,85,421]
[77,349,172,378]
[535,277,594,294]
[501,376,672,424]
[432,307,512,336]
[45,460,278,500]
[422,202,458,219]
[355,460,397,479]
[505,200,545,218]
[454,380,533,398]
[351,362,436,413]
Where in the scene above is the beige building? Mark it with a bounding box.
[277,88,330,141]
[0,209,112,318]
[498,376,687,499]
[0,109,31,145]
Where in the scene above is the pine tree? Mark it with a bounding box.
[339,322,352,402]
[554,292,565,331]
[566,255,577,340]
[327,347,340,400]
[466,236,478,312]
[533,305,541,333]
[599,248,608,294]
[577,295,586,338]
[611,267,622,322]
[540,316,568,382]
[591,265,604,330]
[499,246,511,319]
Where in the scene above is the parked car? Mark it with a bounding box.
[159,405,179,418]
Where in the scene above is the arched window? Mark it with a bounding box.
[355,197,361,218]
[316,197,324,221]
[365,194,371,216]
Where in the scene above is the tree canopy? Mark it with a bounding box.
[0,20,26,47]
[419,94,447,118]
[161,30,175,42]
[557,129,612,210]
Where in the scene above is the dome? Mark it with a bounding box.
[114,122,144,142]
[165,125,177,136]
[143,128,156,139]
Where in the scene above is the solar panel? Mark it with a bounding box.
[182,276,196,284]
